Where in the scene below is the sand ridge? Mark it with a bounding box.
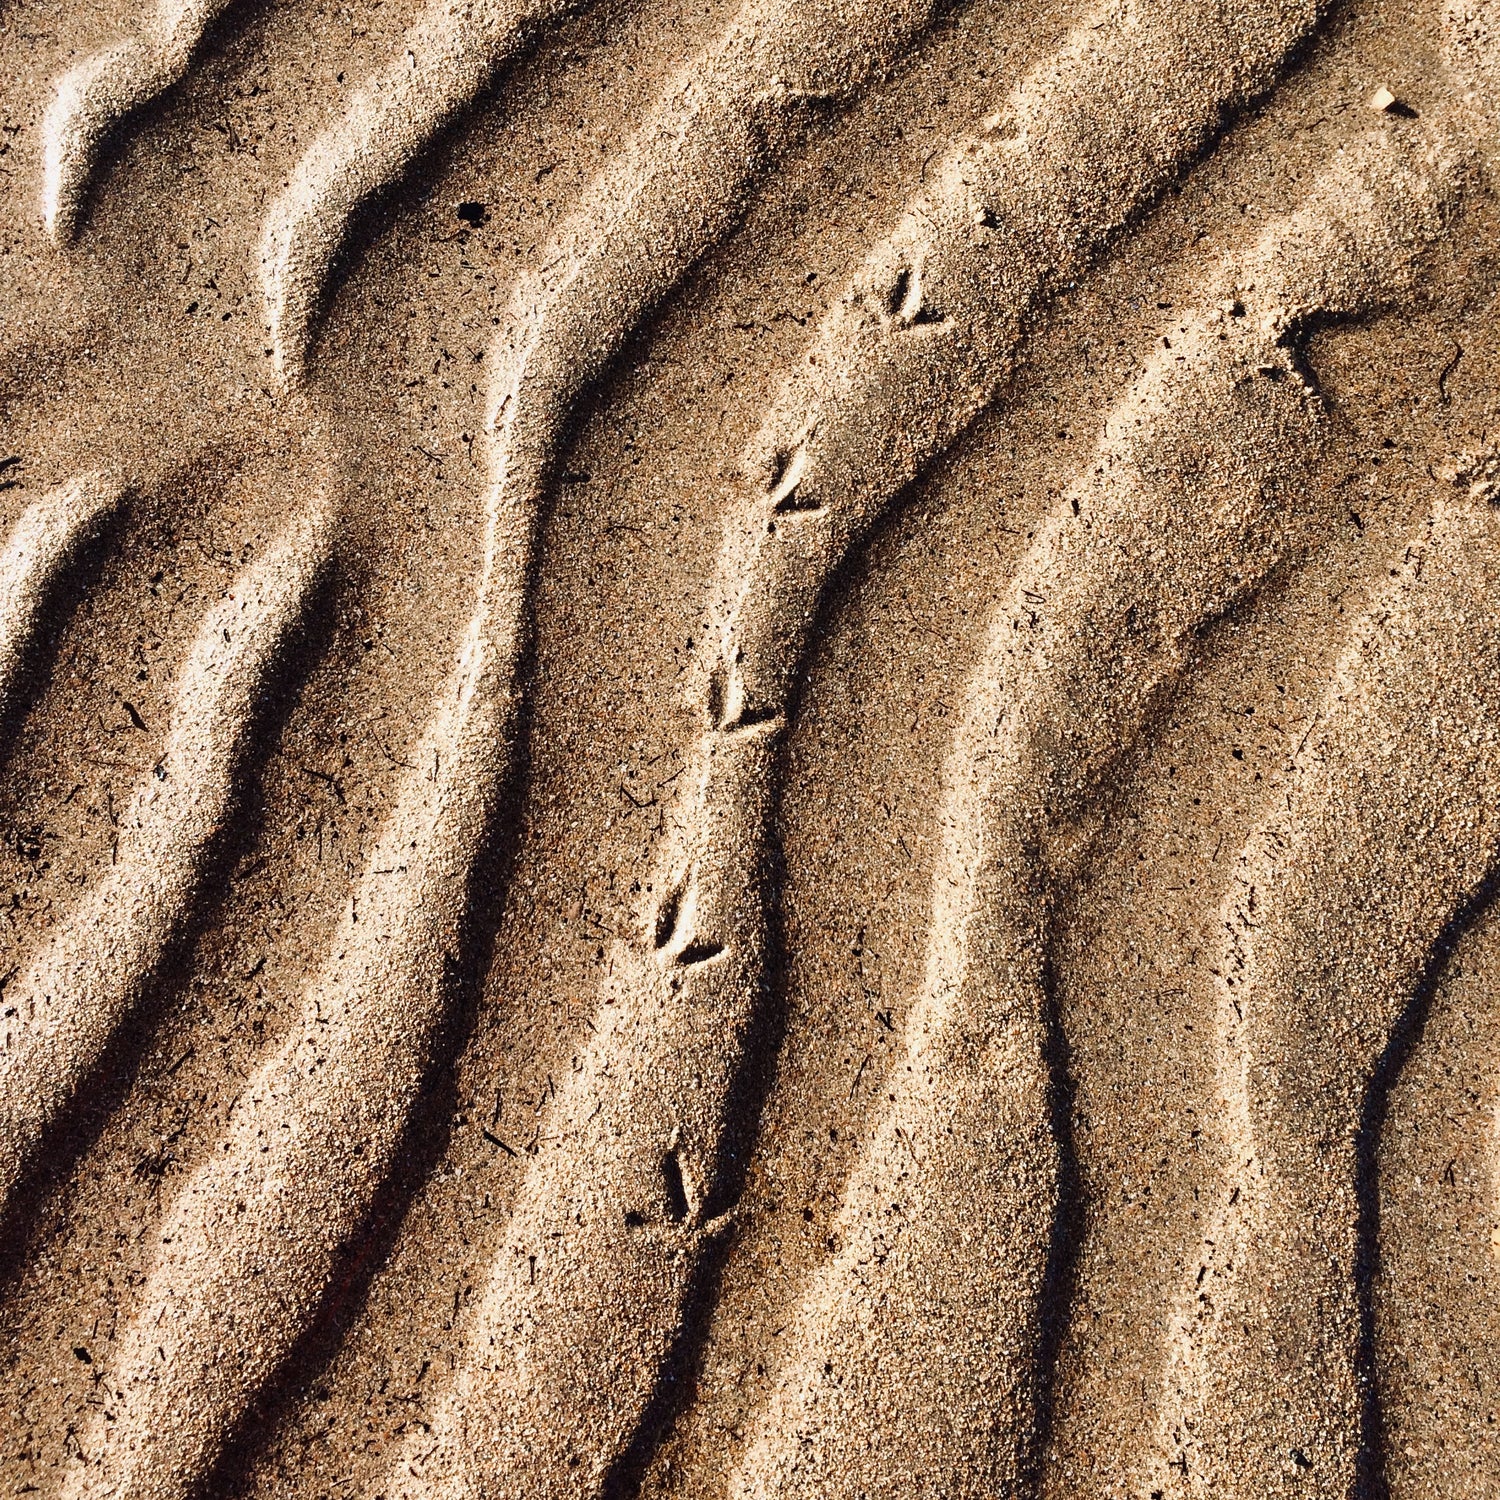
[0,489,333,1223]
[378,2,1357,1491]
[1151,491,1500,1497]
[2,0,1500,1496]
[0,475,124,746]
[735,119,1464,1500]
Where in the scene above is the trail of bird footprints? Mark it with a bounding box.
[5,0,1500,1495]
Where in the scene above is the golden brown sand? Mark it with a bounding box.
[2,0,1500,1496]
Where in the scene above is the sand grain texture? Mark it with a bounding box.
[3,0,1500,1497]
[736,122,1463,1500]
[1150,495,1500,1498]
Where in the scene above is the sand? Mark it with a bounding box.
[2,0,1499,1496]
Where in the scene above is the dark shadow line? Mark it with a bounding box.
[600,829,787,1500]
[207,571,543,1500]
[1027,938,1083,1487]
[326,5,1348,1485]
[590,362,986,1496]
[0,539,338,1297]
[600,1206,744,1500]
[299,0,621,370]
[0,498,125,777]
[60,0,278,242]
[1352,864,1500,1500]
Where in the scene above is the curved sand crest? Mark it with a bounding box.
[41,0,239,240]
[260,0,601,383]
[0,493,333,1220]
[260,0,965,381]
[0,474,125,745]
[0,0,1494,1494]
[367,1,1351,1495]
[733,126,1463,1500]
[1146,492,1500,1498]
[63,4,965,1497]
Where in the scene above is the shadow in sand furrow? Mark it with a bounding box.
[0,474,126,757]
[1148,495,1500,1499]
[363,0,1381,1496]
[61,5,980,1499]
[735,122,1465,1500]
[259,0,613,384]
[42,0,252,241]
[0,498,334,1228]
